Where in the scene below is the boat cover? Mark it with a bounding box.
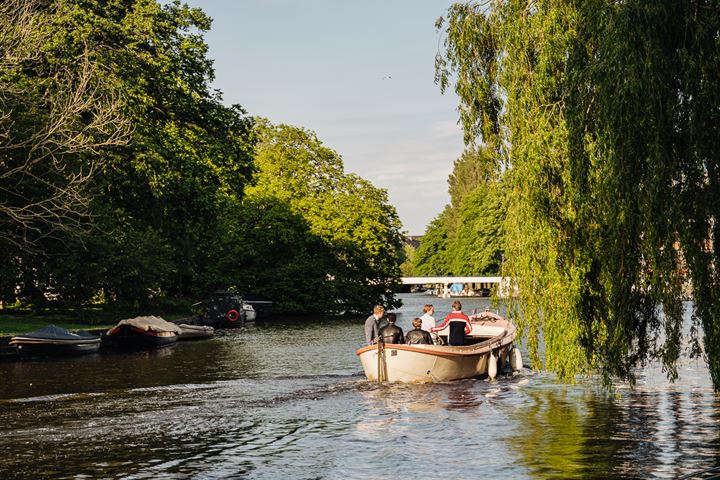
[113,316,182,334]
[178,324,215,339]
[178,324,214,333]
[13,324,98,341]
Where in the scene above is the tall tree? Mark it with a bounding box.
[436,1,720,388]
[0,0,129,251]
[1,0,255,308]
[245,121,404,313]
[414,210,452,275]
[414,146,506,277]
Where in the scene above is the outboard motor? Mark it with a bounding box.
[203,291,247,327]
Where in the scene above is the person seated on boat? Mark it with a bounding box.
[405,318,433,345]
[420,304,435,333]
[420,304,441,344]
[378,313,404,344]
[431,300,472,346]
[364,305,386,345]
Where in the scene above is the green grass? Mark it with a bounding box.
[0,311,192,336]
[0,314,114,336]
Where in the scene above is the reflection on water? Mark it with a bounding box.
[1,295,719,479]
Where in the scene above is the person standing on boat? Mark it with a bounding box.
[405,318,433,345]
[364,305,386,344]
[378,313,404,344]
[420,304,435,333]
[431,300,472,346]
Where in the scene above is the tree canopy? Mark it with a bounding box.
[0,0,404,315]
[242,122,404,313]
[436,1,720,388]
[413,146,507,277]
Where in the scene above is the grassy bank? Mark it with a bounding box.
[0,310,192,336]
[0,314,114,336]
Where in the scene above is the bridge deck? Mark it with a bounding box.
[400,276,517,298]
[401,276,504,285]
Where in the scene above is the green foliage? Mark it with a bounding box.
[413,146,507,277]
[451,181,506,275]
[0,0,130,251]
[246,122,404,313]
[0,0,254,308]
[400,244,416,276]
[200,196,341,314]
[437,0,720,388]
[1,0,405,316]
[414,210,452,275]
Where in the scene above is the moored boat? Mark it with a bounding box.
[10,325,101,357]
[356,310,522,383]
[199,291,256,327]
[177,323,215,340]
[106,316,181,349]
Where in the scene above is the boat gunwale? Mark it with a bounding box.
[107,325,179,338]
[9,337,101,346]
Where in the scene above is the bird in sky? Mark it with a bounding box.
[381,75,392,80]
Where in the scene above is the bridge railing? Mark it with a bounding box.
[400,276,518,298]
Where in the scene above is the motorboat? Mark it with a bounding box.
[177,323,215,340]
[10,325,101,357]
[197,291,261,327]
[356,310,522,383]
[106,316,181,349]
[180,292,273,328]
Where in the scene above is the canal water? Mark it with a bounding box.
[1,294,718,479]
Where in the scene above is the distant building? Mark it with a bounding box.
[404,235,422,249]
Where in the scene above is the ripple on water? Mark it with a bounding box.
[2,294,720,479]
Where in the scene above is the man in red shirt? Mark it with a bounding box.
[431,300,472,346]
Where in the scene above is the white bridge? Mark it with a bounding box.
[400,276,517,298]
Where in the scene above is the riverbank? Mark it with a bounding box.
[0,309,193,336]
[0,315,113,337]
[0,310,194,358]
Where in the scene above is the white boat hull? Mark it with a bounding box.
[356,314,518,383]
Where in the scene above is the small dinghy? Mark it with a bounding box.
[177,324,214,340]
[356,310,522,383]
[10,325,101,357]
[106,316,181,349]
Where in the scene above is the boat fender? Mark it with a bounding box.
[488,352,497,381]
[227,309,240,322]
[511,347,523,372]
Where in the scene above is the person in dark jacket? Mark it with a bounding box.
[405,318,433,345]
[378,313,404,344]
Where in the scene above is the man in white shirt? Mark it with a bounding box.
[420,304,435,333]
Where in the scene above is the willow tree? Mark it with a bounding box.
[436,1,720,388]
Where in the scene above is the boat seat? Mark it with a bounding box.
[469,324,506,337]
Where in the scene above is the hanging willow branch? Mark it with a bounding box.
[437,0,720,389]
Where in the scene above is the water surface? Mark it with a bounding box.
[1,294,718,479]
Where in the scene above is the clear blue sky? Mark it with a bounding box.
[184,0,464,235]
